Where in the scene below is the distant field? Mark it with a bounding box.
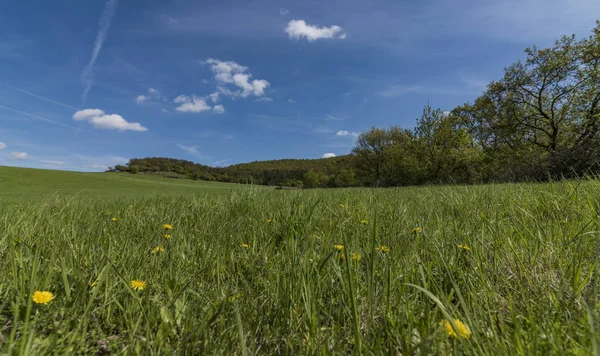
[1,166,599,354]
[0,166,254,200]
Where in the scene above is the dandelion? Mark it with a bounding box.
[163,234,172,239]
[32,291,54,304]
[458,244,472,251]
[412,227,422,234]
[376,245,389,253]
[163,224,173,230]
[440,319,471,339]
[111,217,118,222]
[360,220,368,225]
[334,244,344,251]
[241,243,249,249]
[266,219,273,223]
[130,280,146,291]
[351,252,362,262]
[339,204,345,208]
[229,293,243,302]
[151,245,165,255]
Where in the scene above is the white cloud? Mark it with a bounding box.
[0,142,5,149]
[136,88,162,104]
[148,88,159,95]
[174,95,211,113]
[255,97,273,102]
[336,130,350,136]
[9,151,28,160]
[208,92,220,103]
[204,59,270,98]
[285,20,346,41]
[213,104,225,114]
[280,8,289,16]
[72,109,148,132]
[136,95,147,104]
[176,144,198,154]
[322,153,336,158]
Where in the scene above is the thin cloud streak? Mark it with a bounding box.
[0,104,81,131]
[15,88,80,111]
[81,0,118,103]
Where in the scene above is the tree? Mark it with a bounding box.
[352,127,393,186]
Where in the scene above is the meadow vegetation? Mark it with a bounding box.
[1,166,599,354]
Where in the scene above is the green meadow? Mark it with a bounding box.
[1,166,599,354]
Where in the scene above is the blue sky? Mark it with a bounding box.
[1,0,598,171]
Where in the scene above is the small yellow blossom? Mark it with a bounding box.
[376,245,389,253]
[334,244,344,251]
[151,245,165,255]
[32,291,54,304]
[266,219,273,223]
[241,243,249,249]
[458,244,472,251]
[351,252,362,262]
[111,217,118,222]
[412,227,422,234]
[440,319,471,339]
[163,224,173,230]
[339,204,345,208]
[229,293,243,302]
[90,281,98,288]
[130,280,146,291]
[163,234,172,239]
[360,220,368,225]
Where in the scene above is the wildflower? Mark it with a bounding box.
[130,280,146,291]
[458,244,472,251]
[339,204,345,208]
[90,281,98,288]
[376,245,389,253]
[412,227,422,234]
[163,224,173,230]
[351,252,362,262]
[241,243,249,249]
[229,293,243,302]
[334,244,344,251]
[151,246,165,255]
[339,253,345,261]
[111,217,118,222]
[32,291,54,304]
[360,220,368,225]
[163,234,172,239]
[266,219,273,223]
[440,319,471,339]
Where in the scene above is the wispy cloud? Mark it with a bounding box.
[176,144,199,154]
[14,88,80,111]
[9,151,28,161]
[285,20,346,41]
[0,142,6,149]
[0,104,80,130]
[213,158,231,166]
[81,0,118,103]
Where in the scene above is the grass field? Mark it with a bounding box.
[1,166,599,354]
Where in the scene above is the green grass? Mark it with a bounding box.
[1,166,599,354]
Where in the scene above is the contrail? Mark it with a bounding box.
[0,104,82,131]
[81,0,118,103]
[15,88,80,111]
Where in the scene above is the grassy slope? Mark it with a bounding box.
[0,166,255,200]
[1,166,599,354]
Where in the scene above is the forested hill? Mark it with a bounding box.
[110,156,359,188]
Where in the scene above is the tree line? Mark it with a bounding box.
[110,22,600,188]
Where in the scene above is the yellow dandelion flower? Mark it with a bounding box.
[163,234,172,239]
[130,280,146,291]
[111,217,118,222]
[458,244,472,251]
[241,243,249,249]
[334,244,344,251]
[151,245,165,255]
[360,220,368,225]
[228,293,243,302]
[412,227,422,234]
[266,219,273,223]
[339,203,345,208]
[351,252,362,262]
[32,291,54,304]
[376,245,389,253]
[440,319,471,339]
[163,224,173,230]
